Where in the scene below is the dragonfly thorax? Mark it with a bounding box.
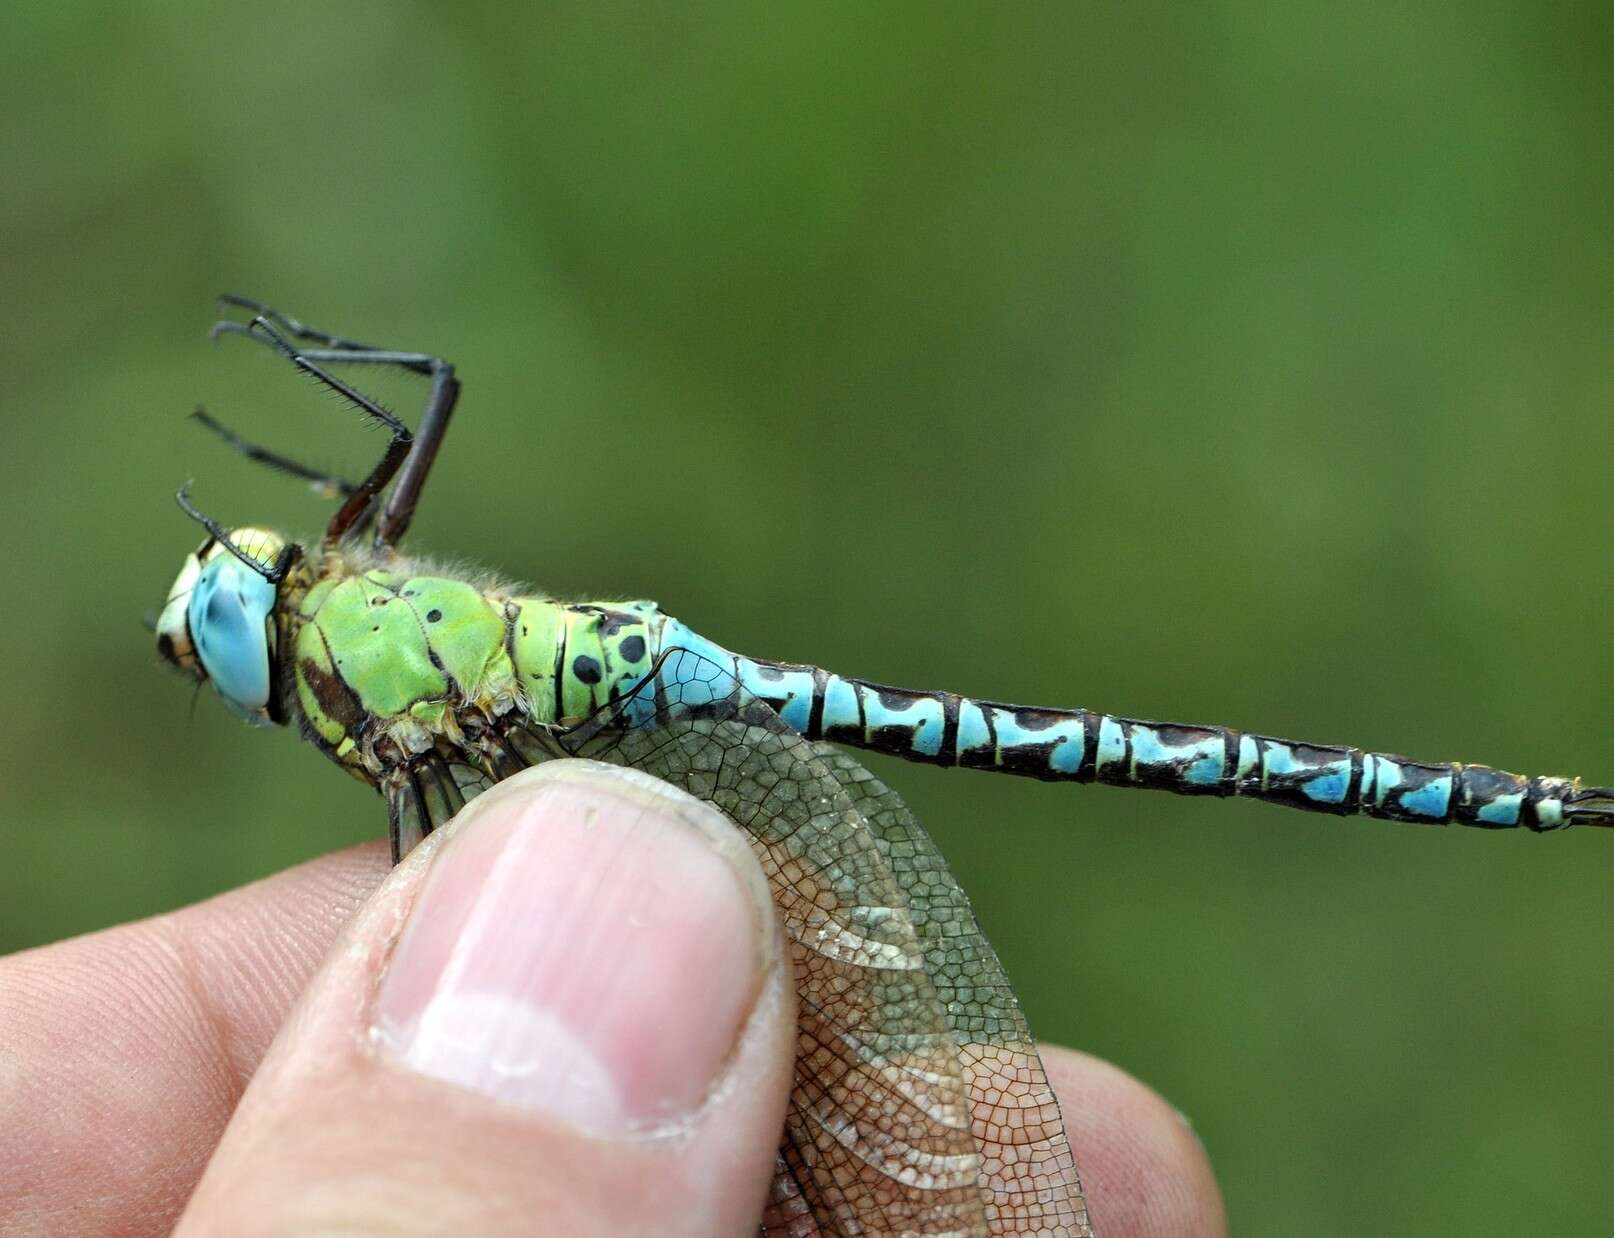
[156,527,293,728]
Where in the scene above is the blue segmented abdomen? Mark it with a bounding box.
[648,619,1609,832]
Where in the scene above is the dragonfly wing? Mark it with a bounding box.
[382,751,497,862]
[811,743,1090,1236]
[561,649,1091,1237]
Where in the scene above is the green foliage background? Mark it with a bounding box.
[4,6,1611,1234]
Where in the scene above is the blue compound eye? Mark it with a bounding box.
[188,553,278,725]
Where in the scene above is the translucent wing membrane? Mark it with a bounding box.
[385,755,498,859]
[383,648,1089,1236]
[570,650,1091,1234]
[811,744,1088,1237]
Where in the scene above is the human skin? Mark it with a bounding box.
[0,762,1226,1237]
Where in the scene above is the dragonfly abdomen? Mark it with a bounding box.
[721,649,1598,831]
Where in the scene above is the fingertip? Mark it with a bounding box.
[180,759,795,1237]
[1041,1045,1227,1238]
[0,840,394,1236]
[372,759,780,1137]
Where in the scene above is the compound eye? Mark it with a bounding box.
[189,554,278,724]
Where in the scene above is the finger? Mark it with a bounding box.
[0,842,391,1236]
[1041,1045,1228,1238]
[178,760,797,1238]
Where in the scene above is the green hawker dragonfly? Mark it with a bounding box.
[158,297,1614,1238]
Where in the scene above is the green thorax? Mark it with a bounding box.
[287,558,660,778]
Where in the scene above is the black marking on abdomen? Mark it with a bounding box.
[744,657,1588,833]
[939,692,960,766]
[1000,707,1081,777]
[1129,722,1229,796]
[1245,739,1356,815]
[1220,729,1240,794]
[1453,765,1528,828]
[807,666,828,739]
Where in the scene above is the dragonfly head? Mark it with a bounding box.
[157,527,294,727]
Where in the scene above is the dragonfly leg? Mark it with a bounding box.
[371,354,458,550]
[173,483,301,583]
[212,298,460,551]
[191,407,357,500]
[235,316,413,548]
[211,324,447,376]
[215,293,433,376]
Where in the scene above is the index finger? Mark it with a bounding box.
[0,842,390,1236]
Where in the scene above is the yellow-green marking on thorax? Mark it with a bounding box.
[294,563,660,765]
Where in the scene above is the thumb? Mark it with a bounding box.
[178,760,795,1237]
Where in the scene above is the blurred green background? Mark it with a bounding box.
[4,4,1612,1234]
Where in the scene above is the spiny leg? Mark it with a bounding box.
[173,484,300,583]
[191,407,357,500]
[210,325,445,375]
[216,293,432,376]
[239,316,413,548]
[212,298,460,549]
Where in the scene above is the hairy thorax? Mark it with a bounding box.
[281,549,660,786]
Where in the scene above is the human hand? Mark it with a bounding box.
[1,761,1224,1236]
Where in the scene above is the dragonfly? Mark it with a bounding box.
[156,297,1614,1238]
